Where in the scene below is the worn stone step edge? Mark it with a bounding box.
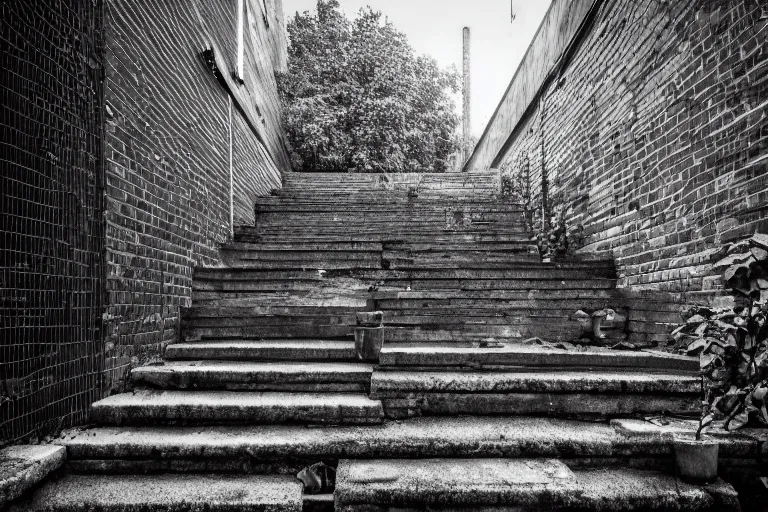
[165,339,358,361]
[0,445,66,506]
[57,416,765,461]
[334,458,739,511]
[369,370,699,395]
[90,390,385,426]
[9,474,302,512]
[132,361,374,388]
[378,345,698,371]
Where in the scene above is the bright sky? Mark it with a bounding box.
[281,0,553,137]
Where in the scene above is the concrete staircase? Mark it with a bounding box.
[18,171,746,511]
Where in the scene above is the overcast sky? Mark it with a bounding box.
[281,0,553,137]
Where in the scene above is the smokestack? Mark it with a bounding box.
[462,27,471,164]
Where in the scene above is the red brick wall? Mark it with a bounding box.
[497,0,767,298]
[102,0,288,390]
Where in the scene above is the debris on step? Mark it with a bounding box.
[297,461,335,494]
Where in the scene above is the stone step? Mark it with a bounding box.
[190,294,367,308]
[222,250,383,262]
[379,344,699,371]
[193,267,618,282]
[0,445,66,506]
[58,416,766,473]
[405,278,618,290]
[249,231,530,241]
[236,233,532,244]
[382,326,589,343]
[383,241,534,251]
[10,474,302,512]
[91,390,384,426]
[221,259,383,270]
[371,370,699,419]
[165,339,357,361]
[374,296,618,308]
[374,288,616,302]
[253,213,527,223]
[380,314,568,326]
[334,459,739,512]
[132,361,374,392]
[224,242,384,252]
[383,255,542,268]
[183,323,352,339]
[371,370,699,394]
[183,305,360,318]
[191,277,618,293]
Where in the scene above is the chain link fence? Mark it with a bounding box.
[1,0,105,444]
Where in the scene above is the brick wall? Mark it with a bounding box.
[494,0,767,300]
[102,0,288,391]
[1,0,105,443]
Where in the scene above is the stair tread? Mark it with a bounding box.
[166,339,357,361]
[91,390,384,425]
[59,416,765,461]
[335,458,739,511]
[12,473,301,511]
[370,370,699,394]
[134,361,374,383]
[379,344,698,371]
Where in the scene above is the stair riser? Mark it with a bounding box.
[193,269,617,281]
[382,327,594,343]
[133,369,372,392]
[66,458,325,476]
[383,259,542,269]
[63,456,679,476]
[165,346,357,361]
[91,405,383,426]
[380,394,698,420]
[182,317,354,327]
[137,382,368,392]
[222,260,383,270]
[379,348,699,371]
[191,280,618,293]
[184,307,360,317]
[222,251,382,261]
[182,326,353,339]
[254,215,527,224]
[238,235,532,243]
[374,290,614,306]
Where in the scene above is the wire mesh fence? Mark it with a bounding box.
[1,0,105,444]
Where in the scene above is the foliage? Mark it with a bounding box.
[277,0,461,173]
[671,234,768,438]
[535,212,568,261]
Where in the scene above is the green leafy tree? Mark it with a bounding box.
[277,0,461,173]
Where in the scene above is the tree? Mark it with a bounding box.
[277,0,461,173]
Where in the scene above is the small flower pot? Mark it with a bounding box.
[673,438,719,484]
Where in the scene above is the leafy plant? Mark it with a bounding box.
[535,213,568,261]
[671,234,768,438]
[277,0,461,173]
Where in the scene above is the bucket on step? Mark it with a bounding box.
[673,438,719,484]
[355,327,384,361]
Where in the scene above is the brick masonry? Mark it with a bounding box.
[102,0,289,391]
[1,0,105,443]
[484,0,766,306]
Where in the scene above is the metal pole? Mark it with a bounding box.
[462,27,471,164]
[229,96,234,239]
